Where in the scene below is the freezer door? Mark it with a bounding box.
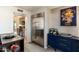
[31,17,44,46]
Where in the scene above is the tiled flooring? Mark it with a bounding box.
[24,43,61,52]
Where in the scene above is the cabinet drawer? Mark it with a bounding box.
[72,47,79,52]
[57,43,72,52]
[48,37,57,42]
[57,37,71,45]
[48,40,56,48]
[75,48,79,52]
[59,37,70,41]
[71,46,79,52]
[48,37,55,41]
[58,43,70,47]
[48,39,55,45]
[71,44,79,52]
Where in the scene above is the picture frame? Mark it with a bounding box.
[60,6,77,26]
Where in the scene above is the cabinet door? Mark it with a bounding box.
[48,36,55,45]
[71,40,79,52]
[48,34,57,41]
[59,37,71,46]
[48,34,56,47]
[55,36,72,52]
[57,42,72,52]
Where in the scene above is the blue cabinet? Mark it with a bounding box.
[48,34,79,52]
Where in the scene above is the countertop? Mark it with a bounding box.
[1,36,24,45]
[48,33,79,40]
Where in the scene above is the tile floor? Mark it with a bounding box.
[24,43,61,52]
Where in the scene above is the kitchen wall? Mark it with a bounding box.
[48,6,79,37]
[0,6,31,42]
[0,7,14,34]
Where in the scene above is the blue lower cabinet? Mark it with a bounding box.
[71,40,79,52]
[58,43,72,52]
[48,34,79,52]
[48,39,56,47]
[75,48,79,52]
[73,44,79,52]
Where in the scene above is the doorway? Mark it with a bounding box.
[13,13,25,37]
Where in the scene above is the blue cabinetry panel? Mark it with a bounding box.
[48,34,79,52]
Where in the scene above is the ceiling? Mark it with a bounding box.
[18,6,60,12]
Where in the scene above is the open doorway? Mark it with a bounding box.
[13,14,25,37]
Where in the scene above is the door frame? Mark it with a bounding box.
[13,12,26,36]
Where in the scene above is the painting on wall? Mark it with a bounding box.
[60,6,77,26]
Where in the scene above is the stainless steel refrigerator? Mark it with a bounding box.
[31,13,44,46]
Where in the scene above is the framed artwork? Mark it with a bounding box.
[60,6,77,26]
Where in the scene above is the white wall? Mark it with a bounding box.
[48,6,79,37]
[0,6,31,43]
[0,7,14,34]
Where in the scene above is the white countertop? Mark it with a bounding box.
[1,36,24,45]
